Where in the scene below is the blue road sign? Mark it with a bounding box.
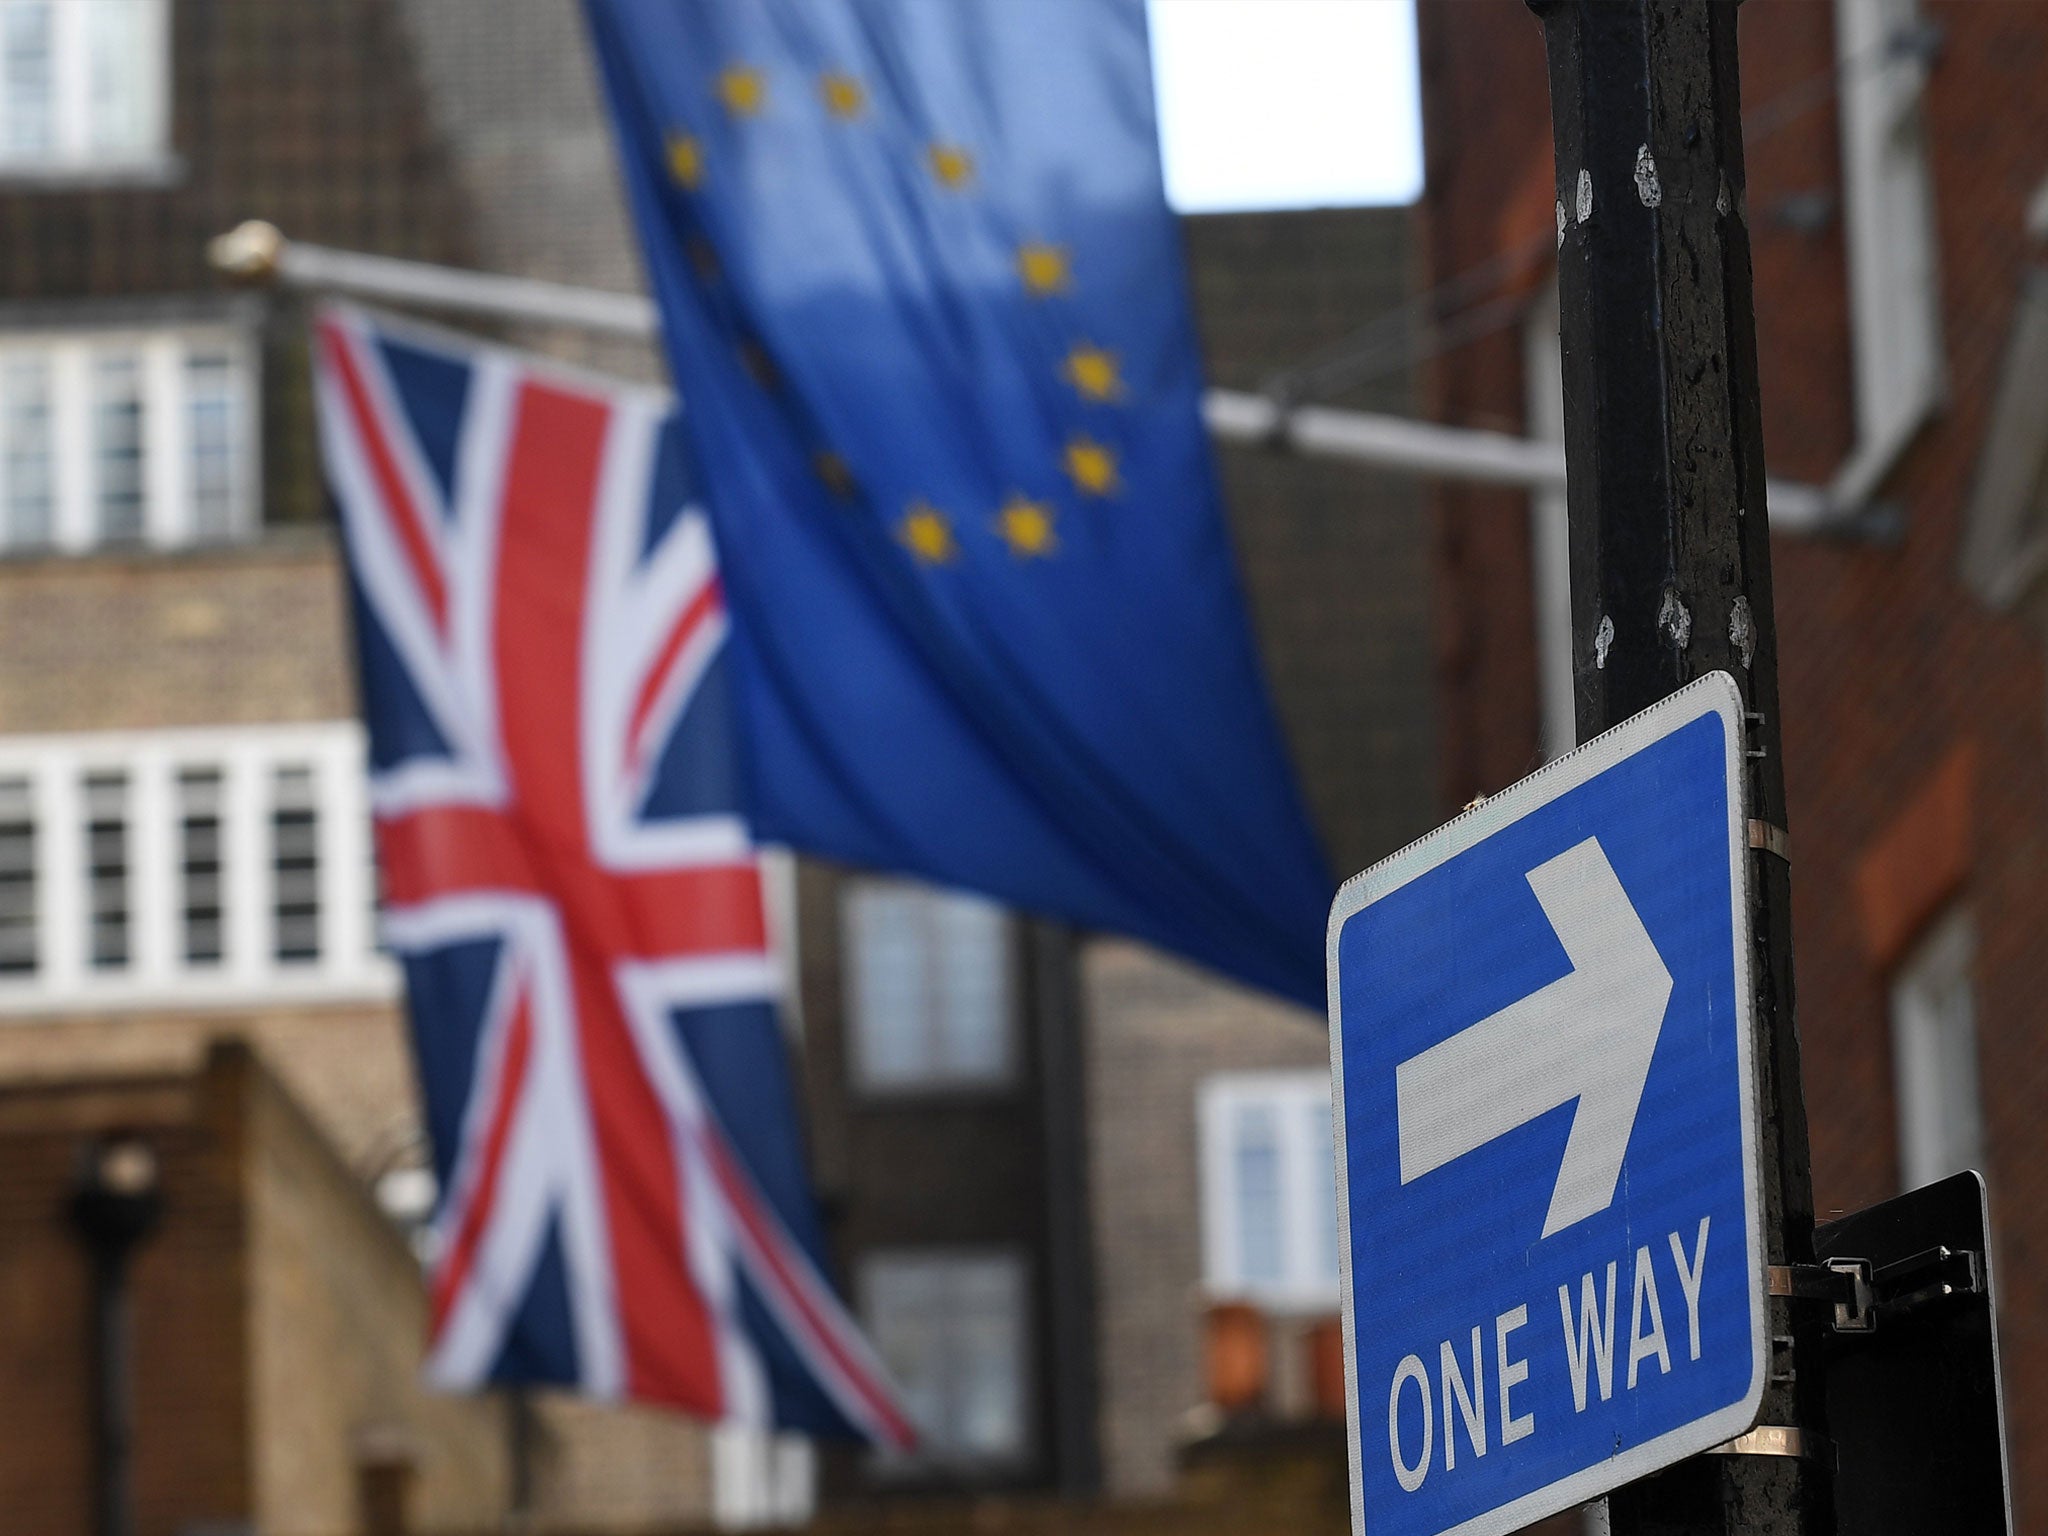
[1327,673,1764,1536]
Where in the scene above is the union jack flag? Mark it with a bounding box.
[314,304,913,1446]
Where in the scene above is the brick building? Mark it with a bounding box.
[0,3,720,1531]
[1414,0,2048,1524]
[385,0,1439,1514]
[0,0,1440,1530]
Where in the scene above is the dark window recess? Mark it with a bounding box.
[178,766,224,965]
[271,765,320,963]
[0,777,34,975]
[84,770,129,970]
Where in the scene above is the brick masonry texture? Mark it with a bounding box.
[1080,206,1434,1499]
[0,0,1447,1519]
[0,535,355,733]
[1416,0,2048,1523]
[1084,940,1331,1498]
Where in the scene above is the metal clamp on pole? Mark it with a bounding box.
[1747,819,1790,864]
[1767,1260,1876,1333]
[1769,1245,1987,1335]
[1705,1426,1836,1468]
[1869,1245,1985,1317]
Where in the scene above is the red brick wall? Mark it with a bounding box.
[1417,0,2048,1521]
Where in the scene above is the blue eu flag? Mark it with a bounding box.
[585,0,1332,1007]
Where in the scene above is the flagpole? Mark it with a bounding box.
[208,220,1852,534]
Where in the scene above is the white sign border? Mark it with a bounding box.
[1325,671,1766,1536]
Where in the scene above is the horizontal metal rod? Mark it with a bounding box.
[208,220,1845,534]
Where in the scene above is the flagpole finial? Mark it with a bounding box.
[208,220,287,284]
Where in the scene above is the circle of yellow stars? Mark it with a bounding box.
[666,62,1133,567]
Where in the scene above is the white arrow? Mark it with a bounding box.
[1395,836,1674,1239]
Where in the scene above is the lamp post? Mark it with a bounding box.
[70,1136,164,1536]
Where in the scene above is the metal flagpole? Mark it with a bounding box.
[1526,3,1833,1532]
[205,220,1851,533]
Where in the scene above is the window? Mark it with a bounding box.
[1836,0,1943,450]
[862,1251,1030,1471]
[1200,1072,1341,1310]
[844,879,1013,1092]
[0,777,33,974]
[0,0,169,177]
[0,327,255,556]
[1,355,52,547]
[0,723,390,1010]
[83,770,128,969]
[185,347,240,540]
[1890,908,1985,1190]
[177,767,222,965]
[271,765,321,964]
[92,351,144,544]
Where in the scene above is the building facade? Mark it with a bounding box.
[1414,0,2048,1524]
[0,2,725,1531]
[0,0,1445,1529]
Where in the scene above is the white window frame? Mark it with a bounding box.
[1199,1070,1341,1313]
[0,721,395,1014]
[1890,907,1985,1191]
[860,1247,1033,1475]
[0,323,259,556]
[0,0,173,181]
[842,878,1015,1095]
[1835,0,1944,451]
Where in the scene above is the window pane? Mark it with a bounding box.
[864,1253,1027,1468]
[84,0,152,156]
[1307,1097,1339,1286]
[186,349,237,540]
[930,891,1008,1079]
[847,884,930,1087]
[1201,1073,1342,1308]
[83,770,128,970]
[178,766,223,965]
[93,351,145,543]
[1232,1102,1285,1287]
[2,354,54,549]
[272,764,320,963]
[846,880,1011,1091]
[949,1259,1028,1458]
[1891,912,1984,1189]
[0,776,35,975]
[0,1,53,161]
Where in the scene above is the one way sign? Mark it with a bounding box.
[1327,674,1765,1536]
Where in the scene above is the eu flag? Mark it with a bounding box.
[585,0,1332,1007]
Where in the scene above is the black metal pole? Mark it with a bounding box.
[88,1247,136,1536]
[71,1139,162,1536]
[1523,3,1832,1532]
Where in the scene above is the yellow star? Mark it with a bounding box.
[1062,342,1124,402]
[928,142,975,189]
[814,450,856,499]
[718,66,765,118]
[821,72,865,119]
[1064,436,1119,496]
[1017,242,1071,297]
[667,133,705,189]
[996,495,1057,558]
[899,502,957,564]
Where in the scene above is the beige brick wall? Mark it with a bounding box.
[242,1043,514,1536]
[0,533,356,734]
[1083,940,1331,1498]
[0,1004,417,1173]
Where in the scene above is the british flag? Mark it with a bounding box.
[313,304,913,1446]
